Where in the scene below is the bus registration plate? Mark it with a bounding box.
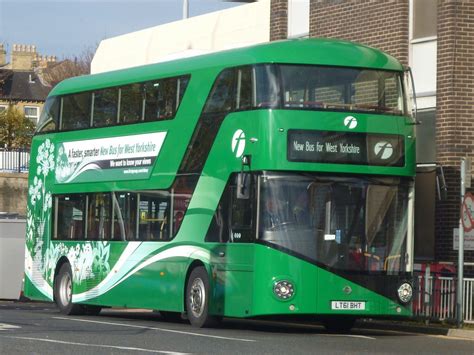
[331,301,366,310]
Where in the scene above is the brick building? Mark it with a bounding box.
[0,44,55,124]
[269,0,474,270]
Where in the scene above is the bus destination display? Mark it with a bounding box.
[287,129,404,167]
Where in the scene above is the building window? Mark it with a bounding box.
[416,109,436,164]
[288,0,310,38]
[412,0,437,40]
[0,105,7,113]
[24,106,40,123]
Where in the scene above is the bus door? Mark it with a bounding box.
[209,173,255,317]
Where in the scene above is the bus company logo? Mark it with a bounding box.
[374,141,394,160]
[232,129,246,158]
[343,116,358,129]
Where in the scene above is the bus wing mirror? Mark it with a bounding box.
[404,67,420,125]
[237,173,250,200]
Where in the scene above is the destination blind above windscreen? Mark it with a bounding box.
[287,129,404,167]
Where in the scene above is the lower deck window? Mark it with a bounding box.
[54,194,86,240]
[138,192,170,241]
[87,193,112,240]
[53,190,172,241]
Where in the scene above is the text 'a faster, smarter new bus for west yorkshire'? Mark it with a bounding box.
[24,38,416,331]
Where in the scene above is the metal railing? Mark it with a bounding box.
[0,148,30,173]
[464,278,474,323]
[413,274,474,324]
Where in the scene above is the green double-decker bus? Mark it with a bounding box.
[24,39,416,331]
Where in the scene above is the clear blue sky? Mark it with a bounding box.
[0,0,241,59]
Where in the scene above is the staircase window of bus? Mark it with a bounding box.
[119,84,143,123]
[87,193,112,240]
[93,88,119,128]
[203,69,237,113]
[61,92,91,131]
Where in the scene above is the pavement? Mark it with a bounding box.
[356,318,474,340]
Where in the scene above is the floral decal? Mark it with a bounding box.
[55,144,79,183]
[25,139,111,299]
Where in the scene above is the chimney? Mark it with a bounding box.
[0,44,6,67]
[11,44,37,71]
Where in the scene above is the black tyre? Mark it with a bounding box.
[185,266,219,328]
[54,263,84,315]
[323,317,356,333]
[83,305,102,316]
[159,311,184,323]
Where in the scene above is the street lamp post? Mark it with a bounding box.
[183,0,189,19]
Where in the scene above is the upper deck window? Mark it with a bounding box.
[61,92,92,130]
[280,65,405,116]
[119,84,143,124]
[36,75,190,134]
[93,87,119,127]
[144,76,189,121]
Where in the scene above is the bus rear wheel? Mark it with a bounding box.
[54,263,84,315]
[185,266,219,328]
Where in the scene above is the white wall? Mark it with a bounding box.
[91,0,271,74]
[0,219,26,300]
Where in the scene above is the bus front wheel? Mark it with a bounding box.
[185,266,219,328]
[54,263,84,315]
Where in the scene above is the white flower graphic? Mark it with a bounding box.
[36,139,55,177]
[29,176,43,206]
[43,193,52,212]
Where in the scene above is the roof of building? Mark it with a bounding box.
[0,69,51,102]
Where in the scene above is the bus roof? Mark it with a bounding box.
[51,38,404,96]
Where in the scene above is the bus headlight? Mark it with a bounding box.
[397,282,413,304]
[273,280,295,300]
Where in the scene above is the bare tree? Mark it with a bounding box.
[41,46,96,87]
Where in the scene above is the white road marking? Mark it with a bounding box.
[325,334,376,340]
[53,316,256,343]
[0,323,21,331]
[1,336,188,354]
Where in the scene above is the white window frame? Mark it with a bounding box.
[24,105,40,123]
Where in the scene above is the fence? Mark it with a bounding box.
[0,148,30,173]
[464,278,474,323]
[413,273,474,324]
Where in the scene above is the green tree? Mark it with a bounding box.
[0,106,35,148]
